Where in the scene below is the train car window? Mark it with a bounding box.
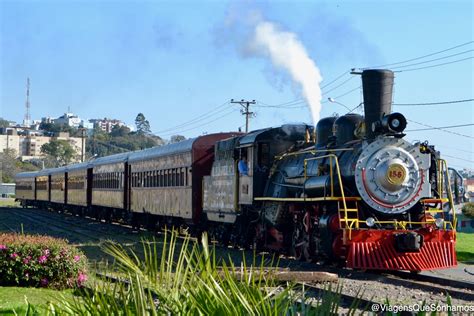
[184,167,188,186]
[258,143,271,170]
[153,171,157,187]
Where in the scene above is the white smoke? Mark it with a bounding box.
[249,21,323,124]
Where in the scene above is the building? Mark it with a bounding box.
[0,183,15,198]
[465,178,474,194]
[0,132,84,162]
[90,118,125,133]
[53,113,82,128]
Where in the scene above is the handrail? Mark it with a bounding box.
[439,159,457,231]
[304,154,351,229]
[275,147,354,160]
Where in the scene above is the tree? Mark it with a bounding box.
[41,139,77,167]
[0,148,39,183]
[0,118,11,128]
[110,125,131,137]
[0,149,17,182]
[135,113,151,135]
[170,135,186,144]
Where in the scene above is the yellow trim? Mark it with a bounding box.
[439,159,457,231]
[275,148,354,160]
[254,196,361,202]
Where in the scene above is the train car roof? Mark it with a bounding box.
[238,124,310,147]
[14,171,40,179]
[128,138,197,163]
[49,166,68,175]
[67,161,93,172]
[91,151,131,166]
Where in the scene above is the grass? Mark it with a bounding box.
[0,198,18,207]
[0,287,75,315]
[456,232,474,263]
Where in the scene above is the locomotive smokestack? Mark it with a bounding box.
[362,69,394,139]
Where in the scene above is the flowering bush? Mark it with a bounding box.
[0,233,87,289]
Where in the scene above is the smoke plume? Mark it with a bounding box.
[248,20,323,124]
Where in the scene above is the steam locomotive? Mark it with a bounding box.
[15,69,457,272]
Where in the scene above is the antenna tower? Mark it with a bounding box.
[24,78,31,127]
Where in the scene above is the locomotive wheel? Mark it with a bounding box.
[290,225,311,262]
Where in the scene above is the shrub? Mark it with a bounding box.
[462,202,474,218]
[0,233,87,289]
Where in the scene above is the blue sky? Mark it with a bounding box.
[1,0,472,169]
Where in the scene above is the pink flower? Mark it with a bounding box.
[10,253,18,259]
[22,258,29,264]
[77,272,87,286]
[0,245,7,251]
[38,255,47,264]
[40,278,49,286]
[43,249,50,256]
[74,255,81,262]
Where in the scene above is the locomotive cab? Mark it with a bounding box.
[202,124,311,223]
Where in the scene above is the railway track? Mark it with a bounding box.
[2,206,473,307]
[386,270,474,291]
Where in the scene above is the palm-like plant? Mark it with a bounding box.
[47,230,349,315]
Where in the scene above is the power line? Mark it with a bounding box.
[437,145,474,155]
[407,119,474,139]
[406,123,474,131]
[255,70,353,108]
[256,84,362,110]
[153,101,232,134]
[390,49,473,70]
[158,109,239,137]
[361,40,473,69]
[394,98,474,107]
[442,154,474,164]
[395,56,474,73]
[321,76,355,96]
[320,70,351,90]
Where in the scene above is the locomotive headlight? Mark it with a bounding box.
[366,217,376,227]
[381,112,407,133]
[435,218,445,229]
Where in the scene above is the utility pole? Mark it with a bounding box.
[24,78,31,127]
[80,128,86,162]
[231,99,256,133]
